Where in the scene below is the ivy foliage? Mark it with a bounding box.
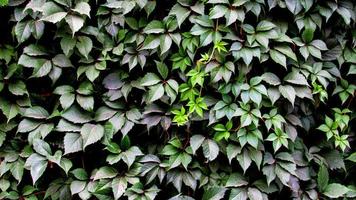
[0,0,355,199]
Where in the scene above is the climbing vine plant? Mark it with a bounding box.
[0,0,355,199]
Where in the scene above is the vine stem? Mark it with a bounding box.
[204,19,219,64]
[346,93,354,108]
[183,124,191,149]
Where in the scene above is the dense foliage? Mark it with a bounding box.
[0,0,355,199]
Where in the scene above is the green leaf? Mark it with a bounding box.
[190,135,205,154]
[317,165,329,191]
[122,146,143,168]
[209,5,228,19]
[70,180,86,194]
[11,160,24,183]
[81,123,104,149]
[112,177,127,199]
[53,54,71,67]
[72,2,90,17]
[76,36,92,59]
[15,21,32,43]
[62,106,92,124]
[141,73,161,86]
[160,34,172,54]
[59,93,75,110]
[94,166,118,180]
[17,119,41,133]
[226,9,244,26]
[9,80,27,96]
[25,154,48,184]
[346,152,356,162]
[323,150,345,170]
[76,95,94,111]
[226,173,248,187]
[64,133,83,154]
[256,20,276,31]
[71,168,88,180]
[143,20,165,34]
[42,12,67,23]
[236,150,252,172]
[41,2,67,23]
[202,139,219,161]
[247,188,263,200]
[24,106,49,119]
[61,36,76,56]
[33,139,52,156]
[31,60,52,78]
[323,183,349,198]
[202,186,226,200]
[302,28,314,43]
[262,72,281,86]
[279,85,296,105]
[274,45,297,61]
[147,84,164,102]
[0,100,19,122]
[141,35,160,50]
[284,71,309,87]
[0,0,8,6]
[65,15,85,35]
[270,50,286,68]
[170,4,190,27]
[311,40,328,50]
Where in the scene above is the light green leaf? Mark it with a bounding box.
[42,12,67,23]
[33,139,52,157]
[170,4,190,27]
[64,133,83,154]
[141,35,160,50]
[202,186,226,200]
[279,85,296,105]
[112,177,127,200]
[141,73,161,86]
[61,36,76,56]
[31,60,52,78]
[15,21,32,43]
[262,72,281,86]
[317,165,329,191]
[81,123,104,149]
[70,180,86,194]
[147,84,164,103]
[202,139,219,161]
[190,134,205,154]
[24,106,49,119]
[323,183,349,198]
[256,20,275,31]
[26,154,47,184]
[94,166,118,180]
[143,20,165,34]
[0,100,19,122]
[62,106,92,124]
[209,5,228,19]
[76,95,94,111]
[274,45,297,61]
[52,54,73,68]
[17,119,41,133]
[346,152,356,162]
[72,2,90,17]
[65,15,85,36]
[270,50,286,68]
[160,34,172,54]
[76,36,92,59]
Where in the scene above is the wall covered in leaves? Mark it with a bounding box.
[0,0,355,199]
